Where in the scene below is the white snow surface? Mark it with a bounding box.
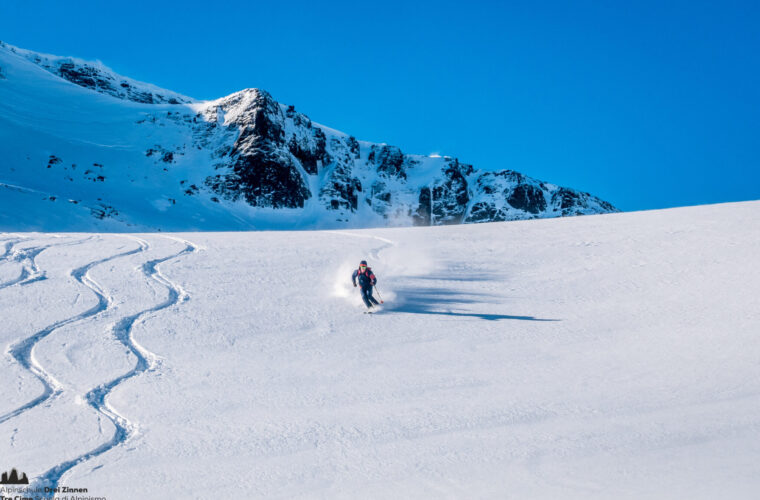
[1,201,759,499]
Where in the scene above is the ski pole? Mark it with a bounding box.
[374,285,384,304]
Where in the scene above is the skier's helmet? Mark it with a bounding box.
[360,260,368,268]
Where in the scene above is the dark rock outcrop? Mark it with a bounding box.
[507,184,547,214]
[368,145,408,179]
[414,187,433,226]
[196,88,616,222]
[203,90,312,208]
[4,42,191,104]
[467,202,504,223]
[550,187,616,215]
[431,159,471,224]
[288,127,328,175]
[207,152,310,208]
[319,138,362,212]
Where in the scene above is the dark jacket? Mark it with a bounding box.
[352,267,377,288]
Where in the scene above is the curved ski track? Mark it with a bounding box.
[0,236,21,260]
[0,236,145,425]
[327,231,396,262]
[0,235,89,290]
[33,236,199,492]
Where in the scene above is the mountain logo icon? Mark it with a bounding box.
[0,468,29,484]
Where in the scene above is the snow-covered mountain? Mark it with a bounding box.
[0,42,617,231]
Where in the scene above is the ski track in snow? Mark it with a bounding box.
[0,237,44,288]
[0,236,21,260]
[34,235,199,492]
[327,230,396,268]
[0,235,85,290]
[0,235,143,425]
[0,232,199,490]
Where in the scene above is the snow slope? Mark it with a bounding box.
[1,201,759,499]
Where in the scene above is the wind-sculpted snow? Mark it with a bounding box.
[0,42,616,231]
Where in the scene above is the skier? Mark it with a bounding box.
[352,260,380,309]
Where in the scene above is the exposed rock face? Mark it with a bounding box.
[414,159,472,225]
[285,105,329,175]
[319,137,362,212]
[368,145,409,179]
[193,88,617,224]
[508,184,547,214]
[551,187,617,215]
[203,90,312,208]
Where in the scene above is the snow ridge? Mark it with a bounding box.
[0,41,192,105]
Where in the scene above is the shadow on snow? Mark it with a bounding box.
[382,286,560,322]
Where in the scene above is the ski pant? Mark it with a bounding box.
[360,286,379,308]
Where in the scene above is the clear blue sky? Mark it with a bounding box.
[2,0,758,211]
